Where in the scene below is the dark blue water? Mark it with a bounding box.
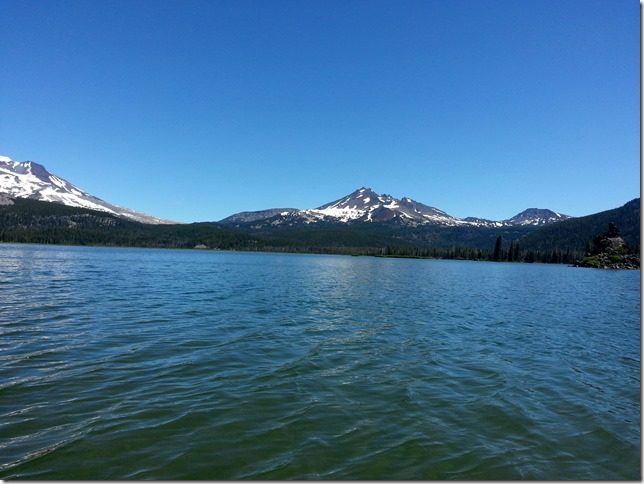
[0,244,640,479]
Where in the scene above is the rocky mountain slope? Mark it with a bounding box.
[220,187,570,228]
[0,155,175,224]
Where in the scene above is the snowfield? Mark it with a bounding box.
[0,156,176,224]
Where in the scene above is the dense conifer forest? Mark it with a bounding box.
[0,197,639,265]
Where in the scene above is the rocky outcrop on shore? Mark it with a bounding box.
[574,223,640,269]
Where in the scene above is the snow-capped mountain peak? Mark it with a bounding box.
[504,208,568,226]
[305,188,476,225]
[0,155,176,224]
[310,187,393,221]
[219,187,571,229]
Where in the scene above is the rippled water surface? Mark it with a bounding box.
[0,244,640,479]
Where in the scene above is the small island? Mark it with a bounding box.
[574,223,640,269]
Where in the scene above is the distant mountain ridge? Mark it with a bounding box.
[220,187,570,228]
[0,155,175,224]
[0,178,637,262]
[0,155,571,230]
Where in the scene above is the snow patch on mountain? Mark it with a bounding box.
[503,208,569,226]
[0,155,177,224]
[219,186,571,229]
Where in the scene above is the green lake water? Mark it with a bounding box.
[0,244,640,479]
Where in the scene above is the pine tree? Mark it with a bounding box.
[493,236,502,261]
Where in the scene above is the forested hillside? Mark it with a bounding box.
[519,198,640,254]
[0,198,262,250]
[0,196,639,265]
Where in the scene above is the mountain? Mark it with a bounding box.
[0,181,637,263]
[505,208,570,226]
[0,196,262,250]
[220,187,571,228]
[221,208,298,224]
[519,198,640,254]
[0,155,175,224]
[310,187,460,224]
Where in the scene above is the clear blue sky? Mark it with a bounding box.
[1,0,639,223]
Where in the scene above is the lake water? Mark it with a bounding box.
[0,244,640,480]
